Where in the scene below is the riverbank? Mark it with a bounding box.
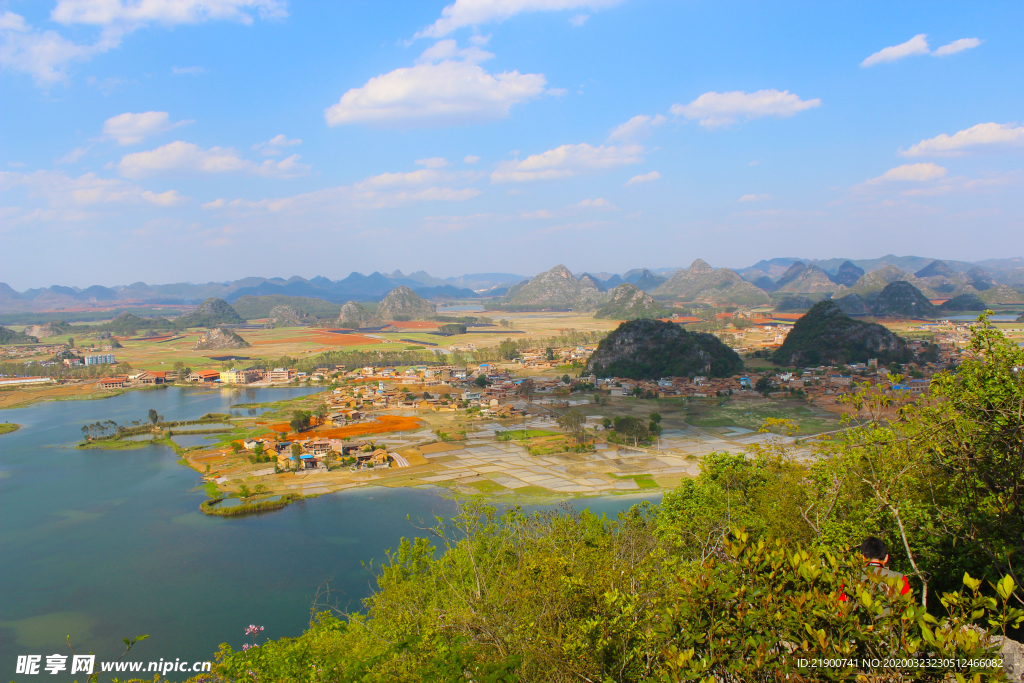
[0,422,20,435]
[0,380,179,410]
[0,384,665,677]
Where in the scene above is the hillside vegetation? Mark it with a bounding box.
[772,300,910,366]
[198,319,1024,682]
[653,259,771,304]
[593,283,669,319]
[376,286,436,320]
[232,295,342,320]
[500,265,605,310]
[0,325,38,344]
[870,281,937,318]
[587,318,743,379]
[193,327,249,350]
[174,298,244,328]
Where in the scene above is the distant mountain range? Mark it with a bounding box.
[2,255,1022,316]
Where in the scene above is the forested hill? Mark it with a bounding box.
[586,318,743,379]
[0,325,38,344]
[772,300,910,366]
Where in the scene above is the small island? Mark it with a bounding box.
[0,422,20,435]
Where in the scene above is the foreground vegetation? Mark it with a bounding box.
[165,316,1024,682]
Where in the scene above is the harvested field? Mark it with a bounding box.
[384,321,438,330]
[0,384,117,409]
[250,333,380,347]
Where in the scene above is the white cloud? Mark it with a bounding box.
[933,37,981,57]
[1,2,282,86]
[861,34,929,67]
[625,171,659,185]
[354,168,477,190]
[739,193,770,202]
[574,197,615,208]
[415,0,622,39]
[416,157,450,168]
[0,169,186,207]
[463,155,481,164]
[202,159,485,215]
[491,143,643,182]
[103,111,190,145]
[172,65,205,74]
[118,141,310,178]
[206,180,480,214]
[0,12,118,84]
[325,42,548,127]
[866,163,947,184]
[57,147,90,164]
[670,89,820,127]
[569,14,588,26]
[50,0,287,27]
[141,189,185,206]
[901,123,1024,157]
[607,114,665,142]
[252,134,302,156]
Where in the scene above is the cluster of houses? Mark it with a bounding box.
[184,367,299,384]
[590,356,945,404]
[97,370,169,389]
[62,353,117,367]
[238,436,397,471]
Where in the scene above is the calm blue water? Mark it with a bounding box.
[945,314,1019,321]
[436,304,485,312]
[170,434,222,448]
[0,387,659,681]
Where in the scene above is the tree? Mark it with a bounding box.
[755,375,773,397]
[561,374,570,385]
[237,484,251,500]
[290,409,312,433]
[231,441,241,454]
[254,442,264,460]
[649,412,662,424]
[148,408,160,426]
[474,374,489,388]
[545,348,555,361]
[519,379,535,402]
[314,403,329,425]
[290,443,302,471]
[498,339,519,360]
[556,408,585,445]
[67,337,74,348]
[613,415,649,447]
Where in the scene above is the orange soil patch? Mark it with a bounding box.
[311,333,382,346]
[249,333,380,346]
[269,415,424,440]
[384,320,438,330]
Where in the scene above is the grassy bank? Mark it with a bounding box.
[0,422,20,435]
[199,493,300,517]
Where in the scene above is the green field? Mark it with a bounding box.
[496,429,560,440]
[684,399,840,434]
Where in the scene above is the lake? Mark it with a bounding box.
[0,386,659,680]
[436,304,485,312]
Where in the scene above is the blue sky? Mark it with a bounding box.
[1,0,1022,289]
